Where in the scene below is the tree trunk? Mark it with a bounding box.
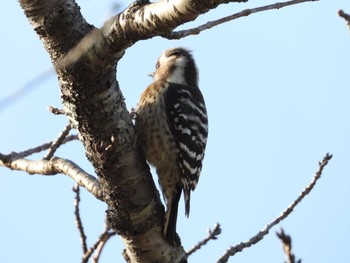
[18,0,244,261]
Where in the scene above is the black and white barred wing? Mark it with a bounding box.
[165,83,208,193]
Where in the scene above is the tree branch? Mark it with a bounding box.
[61,0,248,68]
[163,0,319,39]
[47,105,66,115]
[92,229,117,263]
[276,228,301,263]
[216,153,332,263]
[0,68,53,111]
[73,185,88,254]
[82,222,116,263]
[338,9,350,31]
[0,155,103,201]
[102,0,247,43]
[0,135,78,162]
[186,223,221,258]
[44,123,72,160]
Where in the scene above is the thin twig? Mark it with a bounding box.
[216,153,332,263]
[82,224,117,263]
[92,229,117,263]
[338,9,350,31]
[44,123,72,160]
[339,9,350,22]
[0,135,78,162]
[0,68,53,111]
[73,185,88,253]
[186,223,221,257]
[47,106,65,115]
[276,228,302,263]
[163,0,318,39]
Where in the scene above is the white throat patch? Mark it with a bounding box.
[166,56,187,85]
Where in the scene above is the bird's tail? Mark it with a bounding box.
[183,186,191,217]
[164,186,182,246]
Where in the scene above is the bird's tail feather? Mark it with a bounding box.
[164,187,182,246]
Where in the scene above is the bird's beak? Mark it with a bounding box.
[148,72,155,78]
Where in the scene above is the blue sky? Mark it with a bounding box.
[1,0,350,262]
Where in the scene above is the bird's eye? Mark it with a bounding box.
[156,62,160,69]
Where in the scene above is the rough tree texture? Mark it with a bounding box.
[18,0,244,262]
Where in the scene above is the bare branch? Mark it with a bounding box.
[58,0,254,69]
[105,0,247,39]
[92,228,117,263]
[186,223,221,257]
[0,68,53,111]
[44,123,72,160]
[0,156,103,201]
[216,153,332,263]
[276,228,302,263]
[0,135,78,162]
[338,9,350,31]
[73,185,88,254]
[163,0,319,39]
[82,223,116,263]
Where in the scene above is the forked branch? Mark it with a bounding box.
[82,223,116,263]
[72,184,116,263]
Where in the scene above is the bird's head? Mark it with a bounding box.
[152,47,198,87]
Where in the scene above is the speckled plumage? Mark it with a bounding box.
[136,47,208,245]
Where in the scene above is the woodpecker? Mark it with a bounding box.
[135,47,208,245]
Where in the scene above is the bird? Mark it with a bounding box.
[135,47,208,245]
